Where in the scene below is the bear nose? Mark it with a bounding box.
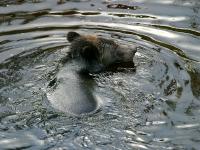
[129,46,137,55]
[132,48,137,54]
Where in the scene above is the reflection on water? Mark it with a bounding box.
[0,0,200,149]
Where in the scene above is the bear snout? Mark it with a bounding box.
[116,44,137,62]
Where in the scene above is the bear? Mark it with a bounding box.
[67,31,137,73]
[47,32,137,116]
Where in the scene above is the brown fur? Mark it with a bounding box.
[67,32,137,72]
[83,35,97,43]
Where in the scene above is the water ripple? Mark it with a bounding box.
[0,0,200,149]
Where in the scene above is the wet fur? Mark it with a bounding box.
[47,32,137,116]
[67,31,137,73]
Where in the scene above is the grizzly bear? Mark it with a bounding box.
[47,32,137,115]
[67,32,137,73]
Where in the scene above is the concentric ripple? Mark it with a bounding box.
[0,0,200,149]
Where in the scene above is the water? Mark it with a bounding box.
[0,0,200,149]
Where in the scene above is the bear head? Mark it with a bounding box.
[67,31,137,73]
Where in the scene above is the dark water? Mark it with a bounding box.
[0,0,200,149]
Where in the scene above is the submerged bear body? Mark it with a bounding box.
[47,61,101,115]
[47,32,137,115]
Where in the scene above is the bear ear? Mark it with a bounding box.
[67,32,80,42]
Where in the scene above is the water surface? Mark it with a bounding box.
[0,0,200,149]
